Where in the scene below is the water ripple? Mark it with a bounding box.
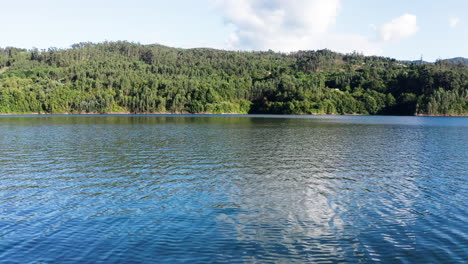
[0,115,467,263]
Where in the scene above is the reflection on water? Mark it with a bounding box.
[0,115,467,263]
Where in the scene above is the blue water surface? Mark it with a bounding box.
[0,115,467,263]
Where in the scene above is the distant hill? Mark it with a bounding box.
[404,57,468,65]
[443,57,468,65]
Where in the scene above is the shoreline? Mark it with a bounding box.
[0,112,467,117]
[415,113,468,117]
[0,111,247,116]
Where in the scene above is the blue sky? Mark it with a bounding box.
[1,0,466,61]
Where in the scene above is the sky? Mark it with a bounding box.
[0,0,466,61]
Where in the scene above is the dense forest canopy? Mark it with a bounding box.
[0,41,467,115]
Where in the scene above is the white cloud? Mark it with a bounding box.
[216,0,381,55]
[378,14,419,42]
[449,17,460,28]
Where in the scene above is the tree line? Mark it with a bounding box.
[0,41,466,115]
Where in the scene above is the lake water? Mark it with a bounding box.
[0,115,467,263]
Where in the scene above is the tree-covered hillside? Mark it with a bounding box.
[444,57,468,65]
[0,41,467,115]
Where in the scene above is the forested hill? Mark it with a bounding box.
[0,41,467,115]
[444,57,468,65]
